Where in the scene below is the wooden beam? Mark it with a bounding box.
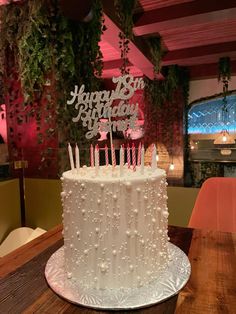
[134,1,236,36]
[189,60,236,80]
[103,59,132,71]
[102,14,157,79]
[162,41,236,66]
[101,0,165,79]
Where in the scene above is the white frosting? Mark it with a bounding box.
[61,165,169,290]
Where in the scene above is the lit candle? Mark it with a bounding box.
[75,143,80,172]
[105,144,109,166]
[68,143,75,172]
[95,145,99,176]
[120,145,124,176]
[151,144,157,171]
[132,143,136,171]
[141,145,144,174]
[90,144,94,167]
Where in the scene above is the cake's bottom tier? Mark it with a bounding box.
[64,238,169,290]
[45,243,191,310]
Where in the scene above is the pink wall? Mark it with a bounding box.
[0,104,7,143]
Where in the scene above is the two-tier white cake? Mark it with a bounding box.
[61,164,169,290]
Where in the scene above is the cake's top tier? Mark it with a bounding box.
[62,165,165,183]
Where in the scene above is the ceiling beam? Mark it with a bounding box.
[101,0,166,79]
[162,41,236,66]
[102,14,156,79]
[189,60,236,80]
[103,59,132,71]
[134,1,236,36]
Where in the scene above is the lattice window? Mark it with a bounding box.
[188,95,236,134]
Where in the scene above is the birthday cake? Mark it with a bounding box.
[61,161,170,290]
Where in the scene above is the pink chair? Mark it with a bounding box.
[188,177,236,233]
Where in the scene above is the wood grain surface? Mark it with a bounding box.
[175,229,236,314]
[0,225,235,314]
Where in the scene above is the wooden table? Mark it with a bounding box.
[0,225,235,314]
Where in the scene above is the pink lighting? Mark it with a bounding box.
[0,105,7,143]
[100,14,155,79]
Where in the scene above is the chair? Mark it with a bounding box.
[188,177,236,233]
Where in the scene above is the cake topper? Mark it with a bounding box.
[67,75,145,139]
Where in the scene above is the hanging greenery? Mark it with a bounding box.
[218,56,231,114]
[144,65,191,185]
[218,56,231,82]
[0,0,105,173]
[114,0,137,74]
[147,36,164,76]
[144,65,183,107]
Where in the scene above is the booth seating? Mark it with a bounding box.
[189,177,236,233]
[0,227,46,257]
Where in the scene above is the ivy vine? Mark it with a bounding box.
[144,65,183,107]
[147,36,164,77]
[218,56,231,116]
[218,56,231,82]
[114,0,137,74]
[0,0,105,173]
[144,64,191,185]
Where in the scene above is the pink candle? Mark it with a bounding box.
[105,144,109,166]
[90,144,94,167]
[132,143,136,171]
[95,144,99,175]
[120,145,124,176]
[95,144,100,165]
[137,142,141,166]
[112,144,116,167]
[141,145,144,174]
[127,144,131,169]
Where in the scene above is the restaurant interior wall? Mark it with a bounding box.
[0,179,21,243]
[189,76,236,104]
[188,76,236,186]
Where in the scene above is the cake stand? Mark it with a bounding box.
[45,243,191,310]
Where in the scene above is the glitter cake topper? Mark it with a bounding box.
[67,75,145,139]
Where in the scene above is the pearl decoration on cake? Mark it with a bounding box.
[163,211,169,218]
[125,182,131,189]
[62,165,169,290]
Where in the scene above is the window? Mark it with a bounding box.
[188,94,236,134]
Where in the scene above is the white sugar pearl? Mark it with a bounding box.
[126,230,131,237]
[126,182,131,189]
